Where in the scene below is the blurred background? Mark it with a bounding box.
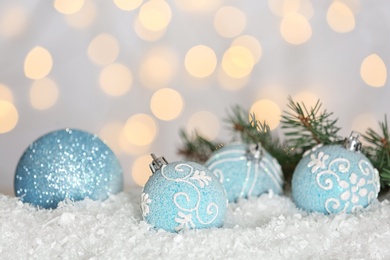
[0,0,389,196]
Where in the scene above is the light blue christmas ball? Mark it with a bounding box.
[292,143,380,214]
[205,143,284,203]
[141,156,228,232]
[14,128,123,209]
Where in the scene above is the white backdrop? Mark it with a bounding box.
[0,0,389,196]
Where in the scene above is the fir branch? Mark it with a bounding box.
[177,129,223,163]
[224,105,300,182]
[362,115,390,187]
[281,96,342,153]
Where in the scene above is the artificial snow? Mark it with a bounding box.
[1,189,390,259]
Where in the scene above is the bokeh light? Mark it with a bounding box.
[150,88,184,121]
[99,63,133,96]
[185,45,217,78]
[123,114,158,146]
[268,0,313,19]
[24,46,53,80]
[0,5,27,38]
[114,0,143,11]
[214,6,246,38]
[134,17,166,42]
[222,46,255,79]
[280,13,312,45]
[99,121,124,155]
[131,154,153,186]
[139,47,177,89]
[360,54,387,88]
[119,130,150,155]
[0,84,14,102]
[65,0,97,29]
[88,33,120,65]
[327,2,355,33]
[30,78,59,110]
[250,99,281,130]
[0,100,18,134]
[186,111,220,140]
[174,0,221,12]
[231,35,262,64]
[54,0,85,15]
[138,0,172,32]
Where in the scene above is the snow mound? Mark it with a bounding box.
[1,189,390,259]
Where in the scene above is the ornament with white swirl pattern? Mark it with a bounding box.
[205,143,284,203]
[14,128,123,209]
[292,132,380,214]
[141,154,228,232]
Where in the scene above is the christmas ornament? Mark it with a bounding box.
[14,128,123,209]
[205,143,284,203]
[141,154,228,232]
[292,132,380,214]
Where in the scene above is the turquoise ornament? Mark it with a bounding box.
[292,132,380,214]
[14,128,123,209]
[141,154,228,232]
[205,143,284,203]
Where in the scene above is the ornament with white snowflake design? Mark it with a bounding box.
[141,154,228,232]
[292,132,380,214]
[205,143,284,203]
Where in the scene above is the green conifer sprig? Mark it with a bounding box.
[281,96,342,154]
[177,130,223,163]
[362,115,390,187]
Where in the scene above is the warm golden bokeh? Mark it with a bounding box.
[123,114,158,146]
[231,35,262,64]
[214,6,246,38]
[280,13,312,44]
[0,5,27,38]
[360,54,387,88]
[150,88,184,121]
[327,2,355,33]
[131,154,154,186]
[138,0,172,32]
[99,63,133,96]
[24,46,53,80]
[222,46,255,79]
[88,33,120,65]
[185,45,217,78]
[174,0,221,12]
[0,84,14,103]
[30,78,59,110]
[0,100,18,134]
[250,99,282,130]
[54,0,85,15]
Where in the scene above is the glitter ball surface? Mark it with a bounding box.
[141,161,228,232]
[14,128,123,209]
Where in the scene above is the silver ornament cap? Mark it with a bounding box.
[246,143,264,162]
[343,131,362,152]
[149,153,168,173]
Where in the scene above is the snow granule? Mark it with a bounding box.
[1,188,390,259]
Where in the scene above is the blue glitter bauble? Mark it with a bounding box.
[14,128,123,209]
[205,143,284,203]
[292,144,380,214]
[141,159,228,232]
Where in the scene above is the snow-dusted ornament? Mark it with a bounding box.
[141,154,228,232]
[205,143,284,203]
[292,132,380,214]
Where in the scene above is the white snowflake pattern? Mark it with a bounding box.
[190,170,212,188]
[339,173,368,204]
[175,212,195,231]
[140,193,152,217]
[307,151,329,173]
